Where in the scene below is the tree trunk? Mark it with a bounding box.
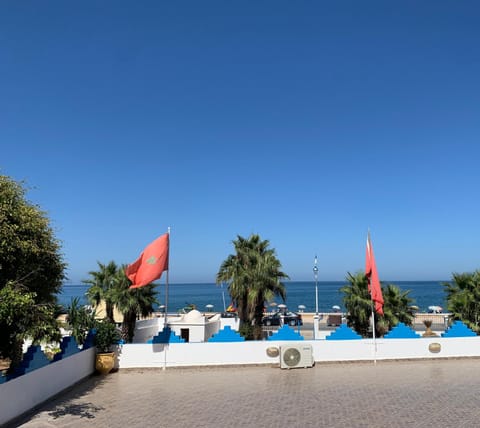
[7,337,24,375]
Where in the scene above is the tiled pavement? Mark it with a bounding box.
[11,358,480,428]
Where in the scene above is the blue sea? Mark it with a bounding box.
[57,280,448,313]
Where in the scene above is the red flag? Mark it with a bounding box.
[126,233,169,289]
[365,233,384,315]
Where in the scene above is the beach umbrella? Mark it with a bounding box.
[428,305,443,313]
[332,305,341,312]
[298,304,306,311]
[278,304,287,309]
[205,304,214,311]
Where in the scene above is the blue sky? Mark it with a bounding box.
[1,1,479,283]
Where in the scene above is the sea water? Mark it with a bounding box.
[58,280,448,313]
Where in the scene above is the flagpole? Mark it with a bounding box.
[165,227,170,326]
[366,230,380,365]
[163,227,170,371]
[371,300,377,365]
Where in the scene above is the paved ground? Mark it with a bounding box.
[11,358,480,428]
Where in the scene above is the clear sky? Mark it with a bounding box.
[1,1,479,284]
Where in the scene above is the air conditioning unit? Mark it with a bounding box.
[280,344,314,369]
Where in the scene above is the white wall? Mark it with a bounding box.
[133,317,162,343]
[0,348,96,426]
[134,316,223,343]
[220,316,240,331]
[116,337,480,369]
[4,336,480,426]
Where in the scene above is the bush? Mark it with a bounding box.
[94,320,121,353]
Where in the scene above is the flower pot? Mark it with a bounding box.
[95,352,115,375]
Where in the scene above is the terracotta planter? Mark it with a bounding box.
[95,352,115,375]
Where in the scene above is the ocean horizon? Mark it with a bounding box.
[58,280,449,314]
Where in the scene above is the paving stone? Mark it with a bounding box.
[11,359,480,428]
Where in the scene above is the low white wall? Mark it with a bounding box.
[116,337,480,369]
[0,348,96,426]
[134,317,224,343]
[220,317,240,331]
[133,318,162,343]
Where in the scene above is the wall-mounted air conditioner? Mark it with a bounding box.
[280,344,314,369]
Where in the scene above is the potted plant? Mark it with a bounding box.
[94,320,121,375]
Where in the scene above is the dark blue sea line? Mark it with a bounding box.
[58,281,448,313]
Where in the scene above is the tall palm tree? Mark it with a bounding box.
[216,234,288,339]
[112,265,158,342]
[341,272,372,337]
[84,261,118,323]
[444,271,480,333]
[381,284,415,328]
[341,272,415,337]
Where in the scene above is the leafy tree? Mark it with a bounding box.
[341,272,415,337]
[216,234,288,339]
[444,271,480,333]
[112,265,157,343]
[0,282,60,371]
[84,261,118,323]
[0,175,66,367]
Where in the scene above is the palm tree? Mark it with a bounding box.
[216,234,288,339]
[341,272,372,337]
[444,271,480,333]
[381,284,415,329]
[112,265,157,343]
[84,261,118,323]
[341,272,416,337]
[66,297,96,345]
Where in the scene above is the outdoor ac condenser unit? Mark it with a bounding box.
[280,344,314,369]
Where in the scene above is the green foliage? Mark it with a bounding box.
[382,283,415,329]
[84,261,118,323]
[341,272,415,337]
[0,282,60,369]
[112,265,157,343]
[0,175,66,303]
[66,297,97,345]
[85,261,157,343]
[0,175,65,366]
[238,323,254,340]
[216,234,289,339]
[94,319,121,353]
[341,272,372,337]
[444,271,480,333]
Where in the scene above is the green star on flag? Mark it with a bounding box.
[126,233,169,288]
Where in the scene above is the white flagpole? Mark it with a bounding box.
[371,300,377,365]
[367,230,377,364]
[163,227,171,371]
[164,227,171,326]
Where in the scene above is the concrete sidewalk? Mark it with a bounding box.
[12,358,480,428]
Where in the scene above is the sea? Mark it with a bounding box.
[57,280,448,313]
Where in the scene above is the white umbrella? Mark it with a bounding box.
[428,305,443,313]
[278,304,287,309]
[205,304,214,311]
[298,305,306,312]
[332,305,341,311]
